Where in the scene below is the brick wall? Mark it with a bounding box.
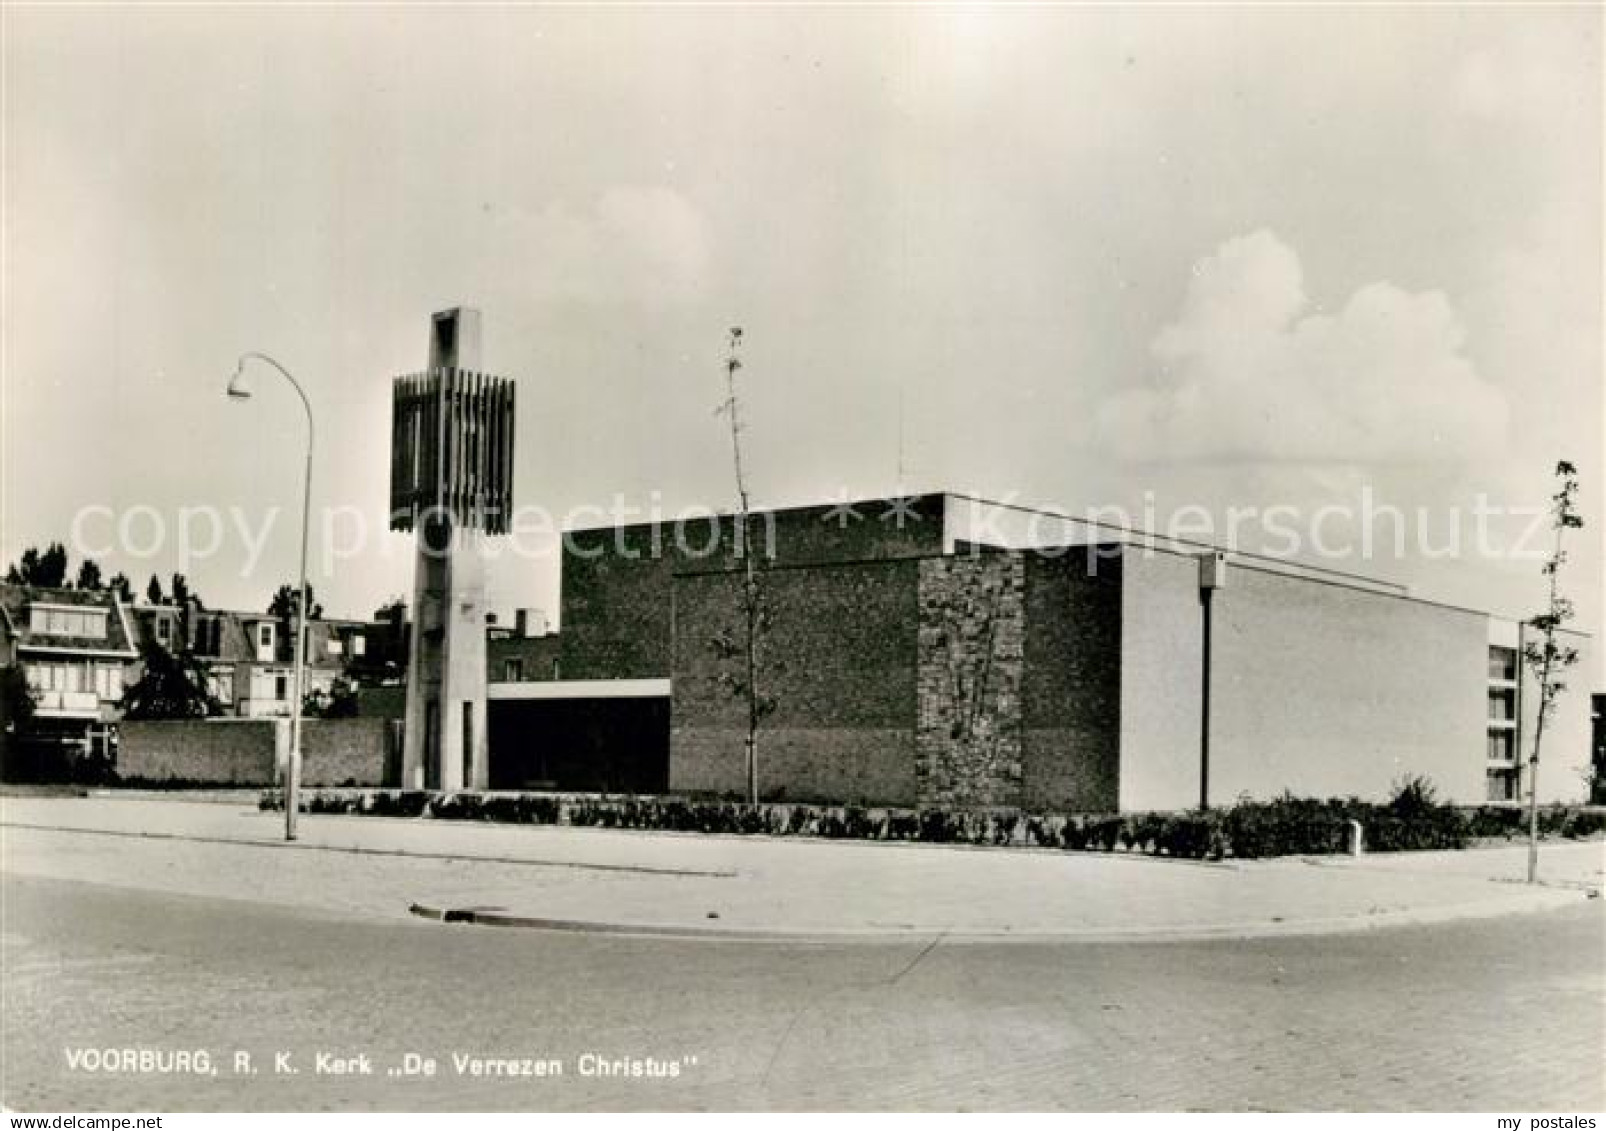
[355,685,406,720]
[118,718,392,786]
[299,718,392,787]
[914,553,1026,807]
[562,497,948,681]
[1021,552,1122,811]
[669,556,919,804]
[561,525,680,679]
[488,633,562,682]
[119,720,278,784]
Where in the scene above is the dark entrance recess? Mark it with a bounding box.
[487,697,670,793]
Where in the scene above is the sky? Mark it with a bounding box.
[3,5,1601,676]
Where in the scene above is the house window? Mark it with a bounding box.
[196,619,221,656]
[352,635,366,657]
[259,624,273,649]
[275,675,288,701]
[156,618,172,645]
[93,666,125,701]
[1487,730,1515,763]
[1488,646,1518,682]
[34,664,69,691]
[1488,688,1516,721]
[1486,767,1517,802]
[29,607,108,638]
[503,658,524,681]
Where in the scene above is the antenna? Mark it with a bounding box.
[895,383,906,494]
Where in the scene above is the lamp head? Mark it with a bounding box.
[226,359,252,400]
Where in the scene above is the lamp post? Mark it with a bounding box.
[227,352,314,842]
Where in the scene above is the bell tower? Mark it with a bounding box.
[389,308,516,790]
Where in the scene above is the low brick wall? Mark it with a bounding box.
[118,718,394,786]
[118,720,278,784]
[300,719,394,787]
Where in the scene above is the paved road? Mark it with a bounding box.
[3,871,1602,1111]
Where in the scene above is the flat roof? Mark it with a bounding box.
[488,678,670,701]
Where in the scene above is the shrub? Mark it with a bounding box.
[265,779,1582,860]
[1222,795,1347,859]
[1126,812,1166,854]
[885,811,919,841]
[1466,806,1525,839]
[917,809,961,843]
[1155,811,1225,859]
[1388,775,1440,819]
[1562,809,1606,839]
[988,812,1021,846]
[1085,816,1124,852]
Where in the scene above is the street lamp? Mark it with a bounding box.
[227,352,314,842]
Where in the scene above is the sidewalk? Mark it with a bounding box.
[2,794,1600,941]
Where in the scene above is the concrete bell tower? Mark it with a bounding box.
[389,308,516,790]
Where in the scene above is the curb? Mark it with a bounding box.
[406,883,1591,945]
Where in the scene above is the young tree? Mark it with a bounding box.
[120,641,218,720]
[712,327,774,804]
[145,574,165,606]
[1523,460,1584,884]
[75,559,104,591]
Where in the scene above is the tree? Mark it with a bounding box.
[268,583,323,665]
[107,573,134,604]
[6,543,69,587]
[74,559,104,591]
[0,663,38,738]
[268,583,323,622]
[120,641,218,720]
[304,675,359,719]
[170,573,202,649]
[1523,460,1584,884]
[712,326,775,805]
[145,574,165,606]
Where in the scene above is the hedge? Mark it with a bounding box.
[260,777,1606,860]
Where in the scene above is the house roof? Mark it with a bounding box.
[131,604,376,668]
[0,583,139,657]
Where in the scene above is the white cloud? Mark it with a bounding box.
[1097,230,1509,465]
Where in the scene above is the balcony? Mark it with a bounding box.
[33,689,101,718]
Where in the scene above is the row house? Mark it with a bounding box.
[132,603,374,717]
[0,584,138,757]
